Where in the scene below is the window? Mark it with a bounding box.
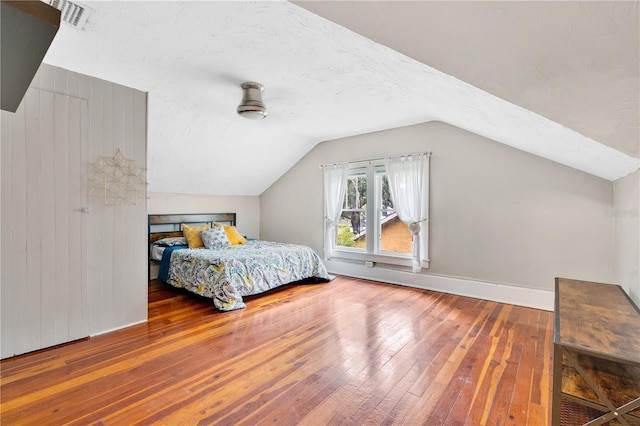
[337,165,411,254]
[323,154,430,270]
[337,168,367,249]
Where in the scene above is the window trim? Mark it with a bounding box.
[325,158,430,269]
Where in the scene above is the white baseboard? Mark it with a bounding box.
[325,260,554,311]
[91,319,147,337]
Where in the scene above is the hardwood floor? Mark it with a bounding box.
[1,276,553,425]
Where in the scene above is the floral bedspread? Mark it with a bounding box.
[164,240,330,311]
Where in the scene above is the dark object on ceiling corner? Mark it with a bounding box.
[1,0,61,113]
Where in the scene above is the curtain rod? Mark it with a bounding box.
[320,151,431,169]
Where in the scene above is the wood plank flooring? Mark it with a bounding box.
[0,276,553,425]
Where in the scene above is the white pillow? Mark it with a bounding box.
[153,236,188,247]
[200,226,230,249]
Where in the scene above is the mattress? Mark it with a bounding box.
[151,244,166,261]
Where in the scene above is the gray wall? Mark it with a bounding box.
[147,193,260,239]
[260,121,614,294]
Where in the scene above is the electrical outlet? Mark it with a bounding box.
[365,261,375,268]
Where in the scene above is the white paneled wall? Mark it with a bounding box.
[1,64,147,358]
[84,71,148,335]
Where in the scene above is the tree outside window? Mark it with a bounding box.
[336,167,411,254]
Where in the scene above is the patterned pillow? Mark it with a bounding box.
[153,237,188,247]
[200,226,231,249]
[182,223,210,248]
[213,222,247,245]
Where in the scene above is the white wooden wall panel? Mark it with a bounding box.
[130,90,149,324]
[24,89,43,351]
[103,81,116,332]
[119,87,132,326]
[84,69,147,336]
[12,98,28,355]
[67,96,88,341]
[112,84,125,326]
[53,94,70,345]
[1,64,147,358]
[87,77,105,334]
[93,79,115,332]
[40,90,57,349]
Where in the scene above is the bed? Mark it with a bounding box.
[149,213,330,311]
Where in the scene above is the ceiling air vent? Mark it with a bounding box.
[47,0,90,29]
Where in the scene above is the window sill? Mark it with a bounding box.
[329,249,427,269]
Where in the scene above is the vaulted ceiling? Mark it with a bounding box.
[42,1,639,196]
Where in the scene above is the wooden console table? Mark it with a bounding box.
[552,278,640,425]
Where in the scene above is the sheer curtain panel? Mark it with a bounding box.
[323,163,348,260]
[385,153,430,272]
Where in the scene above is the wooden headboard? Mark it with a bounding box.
[148,213,237,244]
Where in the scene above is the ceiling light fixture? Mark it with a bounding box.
[237,82,267,120]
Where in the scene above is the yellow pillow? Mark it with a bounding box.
[182,223,210,248]
[215,223,246,245]
[225,225,246,245]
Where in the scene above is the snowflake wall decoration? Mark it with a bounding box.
[88,149,147,205]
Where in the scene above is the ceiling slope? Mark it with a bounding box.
[41,1,639,196]
[296,1,640,159]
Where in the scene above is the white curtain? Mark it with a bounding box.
[323,163,348,260]
[385,153,429,272]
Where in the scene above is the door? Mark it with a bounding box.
[1,87,89,358]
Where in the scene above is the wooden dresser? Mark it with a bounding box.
[552,278,640,425]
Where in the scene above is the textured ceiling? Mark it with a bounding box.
[296,0,640,158]
[42,1,640,196]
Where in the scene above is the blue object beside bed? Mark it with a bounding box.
[158,245,187,283]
